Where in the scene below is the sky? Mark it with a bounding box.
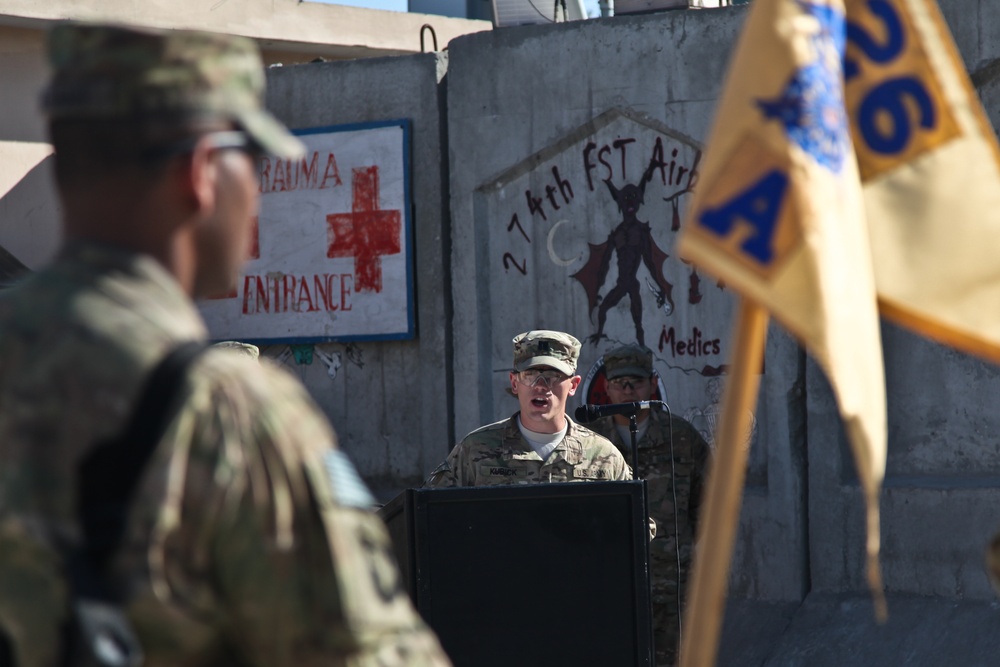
[309,0,408,13]
[307,0,602,19]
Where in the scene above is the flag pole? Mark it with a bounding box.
[678,299,769,667]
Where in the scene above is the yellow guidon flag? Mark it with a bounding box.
[679,0,1000,656]
[846,0,1000,362]
[678,0,1000,663]
[678,0,888,619]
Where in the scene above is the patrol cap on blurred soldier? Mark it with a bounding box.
[43,21,303,162]
[42,21,303,299]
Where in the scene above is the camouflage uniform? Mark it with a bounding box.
[426,330,630,488]
[591,347,709,667]
[0,23,449,667]
[425,414,631,487]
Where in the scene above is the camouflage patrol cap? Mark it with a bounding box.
[512,330,581,376]
[212,341,260,362]
[41,22,303,159]
[603,343,653,379]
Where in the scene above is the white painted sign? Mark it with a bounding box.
[199,120,414,343]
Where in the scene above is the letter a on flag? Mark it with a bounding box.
[845,0,1000,362]
[678,0,888,618]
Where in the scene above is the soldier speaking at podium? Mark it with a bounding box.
[426,330,631,487]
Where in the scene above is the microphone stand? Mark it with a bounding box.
[628,409,651,666]
[628,413,640,479]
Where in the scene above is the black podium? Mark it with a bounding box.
[378,481,653,667]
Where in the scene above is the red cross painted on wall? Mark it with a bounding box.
[326,166,402,294]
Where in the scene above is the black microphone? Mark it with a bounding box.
[574,401,660,423]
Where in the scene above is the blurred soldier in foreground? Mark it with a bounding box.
[425,330,631,487]
[0,22,449,667]
[590,344,709,667]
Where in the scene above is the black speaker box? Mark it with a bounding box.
[379,481,653,667]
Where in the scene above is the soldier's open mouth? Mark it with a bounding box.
[531,397,548,407]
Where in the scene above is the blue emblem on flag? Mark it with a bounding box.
[796,0,846,54]
[757,1,849,173]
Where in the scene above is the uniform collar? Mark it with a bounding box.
[503,413,586,464]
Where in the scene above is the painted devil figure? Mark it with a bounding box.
[573,162,676,346]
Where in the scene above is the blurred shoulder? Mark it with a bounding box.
[184,347,336,447]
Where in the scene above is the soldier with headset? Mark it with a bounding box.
[590,343,710,667]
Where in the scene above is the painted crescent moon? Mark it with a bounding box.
[547,219,581,267]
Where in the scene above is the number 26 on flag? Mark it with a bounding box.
[844,0,958,176]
